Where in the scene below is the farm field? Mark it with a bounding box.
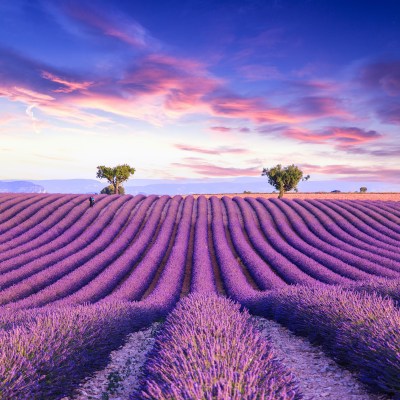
[0,193,399,399]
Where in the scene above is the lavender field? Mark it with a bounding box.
[0,193,400,399]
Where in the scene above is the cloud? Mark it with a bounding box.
[56,1,158,49]
[288,96,352,119]
[207,93,300,123]
[301,163,400,182]
[359,60,400,96]
[175,144,248,155]
[376,99,400,125]
[283,126,382,148]
[41,71,93,93]
[173,161,259,177]
[210,126,232,132]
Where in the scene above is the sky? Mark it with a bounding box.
[0,0,399,187]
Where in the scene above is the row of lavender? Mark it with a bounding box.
[1,195,400,309]
[1,194,400,397]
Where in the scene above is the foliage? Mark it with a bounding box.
[0,194,400,398]
[262,164,310,198]
[138,294,301,399]
[360,186,368,193]
[96,164,135,195]
[100,184,125,195]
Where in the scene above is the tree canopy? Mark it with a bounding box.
[96,164,135,195]
[262,164,310,198]
[100,184,126,195]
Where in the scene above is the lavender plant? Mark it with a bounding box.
[138,293,301,400]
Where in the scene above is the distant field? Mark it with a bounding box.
[0,193,399,398]
[193,192,400,200]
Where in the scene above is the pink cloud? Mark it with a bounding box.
[284,126,382,148]
[41,71,93,93]
[60,2,156,49]
[173,161,259,177]
[210,126,232,132]
[301,163,400,182]
[360,60,400,96]
[208,94,300,123]
[288,96,352,119]
[175,144,247,155]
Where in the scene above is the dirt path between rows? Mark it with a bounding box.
[64,315,389,400]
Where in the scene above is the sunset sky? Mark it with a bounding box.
[1,0,399,186]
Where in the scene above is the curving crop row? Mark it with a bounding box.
[0,195,95,262]
[318,200,400,249]
[332,200,400,239]
[0,195,63,238]
[55,195,174,305]
[222,196,286,290]
[283,199,400,272]
[107,196,183,302]
[13,195,164,309]
[0,194,39,225]
[0,195,119,275]
[233,197,317,285]
[270,199,399,279]
[0,195,139,304]
[142,195,194,316]
[190,196,218,294]
[296,199,400,259]
[0,194,81,254]
[247,198,350,285]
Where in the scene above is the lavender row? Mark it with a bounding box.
[247,286,400,397]
[283,199,400,272]
[0,195,120,275]
[0,193,40,225]
[270,199,399,279]
[357,200,400,225]
[331,200,400,240]
[0,195,141,305]
[233,197,316,286]
[0,194,62,238]
[297,199,400,258]
[142,195,194,315]
[0,194,82,255]
[319,200,400,248]
[55,195,174,305]
[12,195,165,309]
[103,196,183,303]
[210,196,261,303]
[222,196,286,290]
[0,301,156,399]
[247,197,350,285]
[138,293,300,399]
[190,196,219,294]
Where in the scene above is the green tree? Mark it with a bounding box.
[100,184,126,195]
[360,186,367,193]
[262,164,310,198]
[96,164,135,195]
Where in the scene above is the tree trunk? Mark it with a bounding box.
[278,188,284,198]
[115,184,119,195]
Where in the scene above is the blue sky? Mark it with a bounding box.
[0,0,399,186]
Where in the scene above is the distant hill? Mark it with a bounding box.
[28,179,103,194]
[0,177,398,194]
[0,181,45,193]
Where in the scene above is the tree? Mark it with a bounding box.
[262,164,310,198]
[96,164,135,195]
[360,186,367,193]
[100,184,125,195]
